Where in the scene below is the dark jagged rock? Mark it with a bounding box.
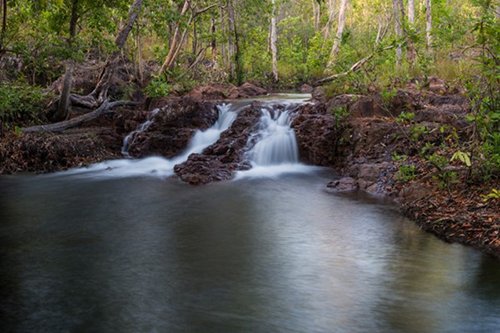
[174,104,261,185]
[292,102,348,167]
[127,97,218,158]
[229,82,268,99]
[186,82,268,100]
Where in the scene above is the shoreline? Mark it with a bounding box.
[1,86,498,259]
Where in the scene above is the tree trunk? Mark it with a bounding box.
[211,14,217,62]
[227,0,242,84]
[159,0,190,75]
[192,18,198,55]
[425,0,433,53]
[135,19,144,84]
[323,0,336,40]
[219,1,228,69]
[312,0,321,31]
[270,0,278,82]
[90,0,143,101]
[54,0,79,121]
[407,0,416,66]
[326,0,348,69]
[23,100,138,133]
[0,0,7,53]
[393,0,403,67]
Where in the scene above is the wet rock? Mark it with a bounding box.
[292,103,340,166]
[327,177,358,192]
[187,83,237,100]
[358,162,391,182]
[299,84,313,93]
[229,82,268,99]
[186,82,268,100]
[174,105,262,185]
[127,97,218,158]
[311,86,326,103]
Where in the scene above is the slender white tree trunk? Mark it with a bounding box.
[312,0,320,31]
[270,0,278,82]
[326,0,348,69]
[159,0,190,74]
[426,0,433,52]
[393,0,403,67]
[323,0,337,39]
[407,0,416,65]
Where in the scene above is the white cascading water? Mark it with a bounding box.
[58,104,236,179]
[121,108,161,157]
[236,105,316,179]
[249,109,299,165]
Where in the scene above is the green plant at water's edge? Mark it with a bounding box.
[396,164,417,182]
[391,153,408,162]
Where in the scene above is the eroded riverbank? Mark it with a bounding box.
[0,84,498,258]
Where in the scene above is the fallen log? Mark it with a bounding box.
[22,100,138,133]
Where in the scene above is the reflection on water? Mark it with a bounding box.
[0,173,499,333]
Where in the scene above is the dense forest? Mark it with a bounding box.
[0,0,498,113]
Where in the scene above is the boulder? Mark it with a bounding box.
[327,177,358,192]
[228,82,268,99]
[174,104,262,184]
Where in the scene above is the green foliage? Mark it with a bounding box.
[420,142,435,157]
[427,153,448,171]
[380,88,397,107]
[391,153,408,162]
[396,164,417,182]
[482,189,500,202]
[435,170,459,190]
[396,111,415,124]
[0,83,48,126]
[451,150,472,167]
[145,76,171,98]
[410,125,429,141]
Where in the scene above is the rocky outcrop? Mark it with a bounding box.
[126,97,218,158]
[174,104,262,185]
[291,103,340,166]
[187,82,268,100]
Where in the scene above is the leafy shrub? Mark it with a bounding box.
[396,111,415,124]
[0,83,48,127]
[145,76,171,98]
[410,124,429,141]
[396,164,417,182]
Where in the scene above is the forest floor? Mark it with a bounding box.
[0,80,498,258]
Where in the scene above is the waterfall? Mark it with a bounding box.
[174,104,237,162]
[249,108,299,165]
[121,108,161,157]
[236,104,316,180]
[59,103,236,179]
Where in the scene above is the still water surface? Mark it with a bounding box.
[0,172,499,332]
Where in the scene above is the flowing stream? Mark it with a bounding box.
[58,103,237,179]
[0,95,499,332]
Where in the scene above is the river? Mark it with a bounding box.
[0,171,499,333]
